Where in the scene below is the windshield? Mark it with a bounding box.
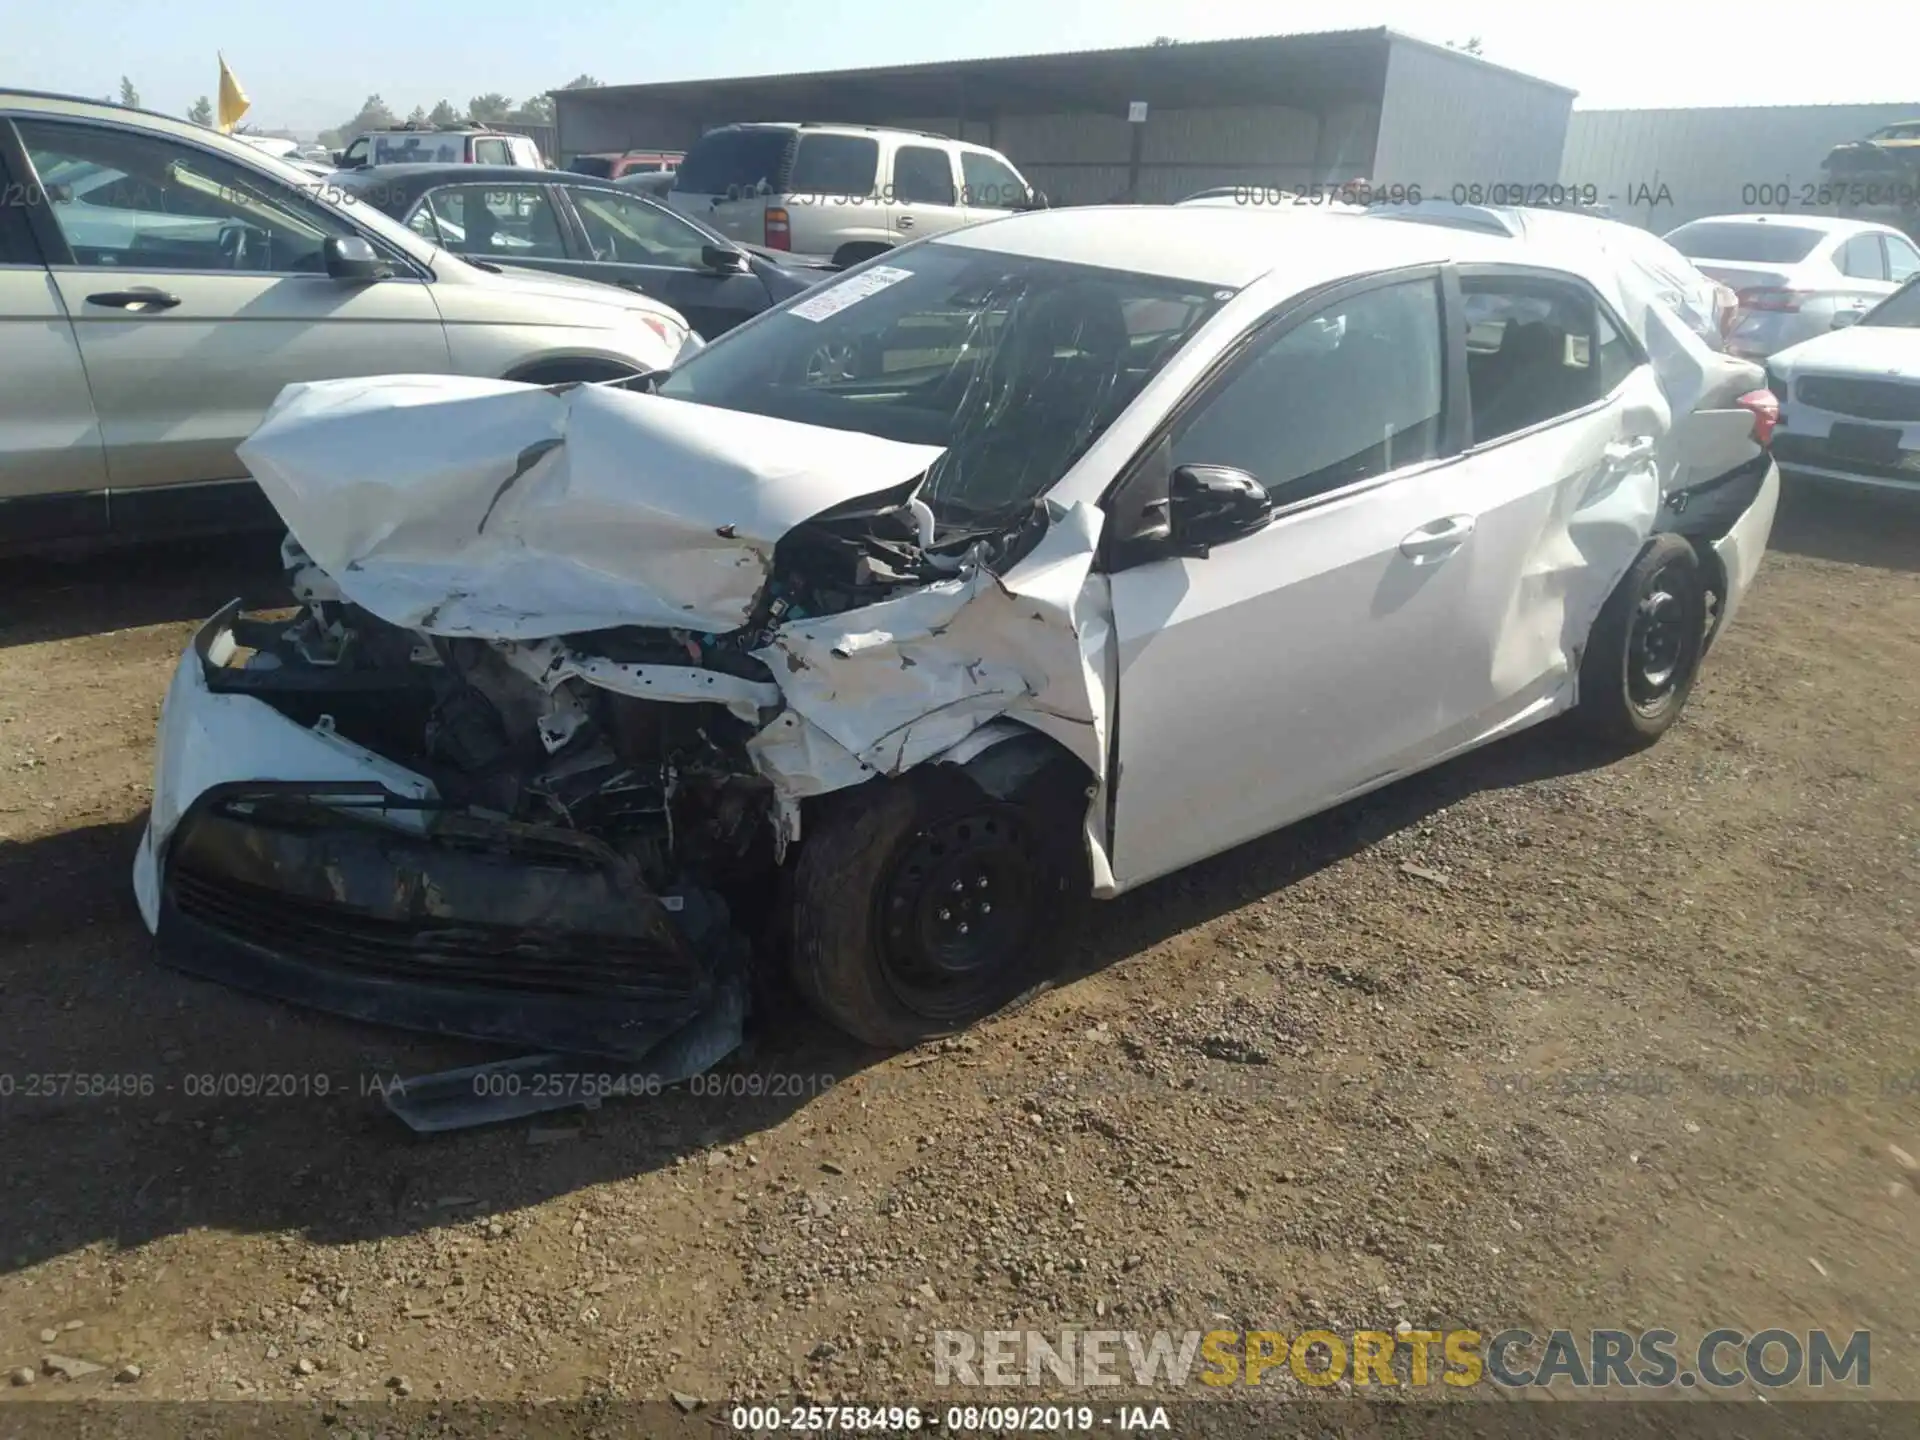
[656,244,1232,525]
[1664,222,1824,264]
[1864,278,1920,328]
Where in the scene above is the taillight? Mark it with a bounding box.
[1736,287,1813,314]
[1735,388,1780,447]
[764,206,790,251]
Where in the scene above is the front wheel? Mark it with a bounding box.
[1572,533,1706,748]
[789,765,1082,1048]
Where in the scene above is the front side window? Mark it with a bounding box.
[656,244,1230,526]
[961,151,1029,211]
[20,118,355,273]
[411,185,567,259]
[893,146,956,206]
[788,135,878,198]
[569,187,707,267]
[1170,278,1444,505]
[1460,275,1605,445]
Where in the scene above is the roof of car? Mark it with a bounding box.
[933,204,1523,289]
[332,164,617,206]
[1673,213,1895,237]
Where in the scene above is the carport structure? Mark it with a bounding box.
[554,29,1575,207]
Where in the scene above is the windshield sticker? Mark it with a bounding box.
[788,265,913,323]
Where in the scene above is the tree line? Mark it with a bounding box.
[107,74,605,141]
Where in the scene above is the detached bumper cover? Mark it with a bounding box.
[135,608,745,1062]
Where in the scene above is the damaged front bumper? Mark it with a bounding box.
[134,605,748,1070]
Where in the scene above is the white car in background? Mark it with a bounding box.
[1767,275,1920,491]
[133,208,1779,1095]
[1663,214,1920,360]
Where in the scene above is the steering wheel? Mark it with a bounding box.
[217,221,256,270]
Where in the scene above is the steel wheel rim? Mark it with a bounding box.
[877,809,1038,1021]
[1628,563,1690,712]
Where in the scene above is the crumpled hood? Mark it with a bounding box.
[235,375,946,639]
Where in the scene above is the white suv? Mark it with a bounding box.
[667,122,1041,269]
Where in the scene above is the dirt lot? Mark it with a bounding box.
[1,481,1917,1419]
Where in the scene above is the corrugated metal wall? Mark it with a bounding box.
[1562,104,1920,231]
[1372,42,1571,194]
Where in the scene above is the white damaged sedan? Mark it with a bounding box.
[133,207,1781,1073]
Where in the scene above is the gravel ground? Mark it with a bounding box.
[0,480,1916,1420]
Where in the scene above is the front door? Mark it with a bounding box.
[15,116,448,528]
[557,184,769,338]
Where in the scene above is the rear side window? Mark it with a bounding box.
[788,135,878,198]
[893,145,956,206]
[1663,222,1823,264]
[677,128,794,197]
[1886,235,1920,283]
[961,151,1029,211]
[1461,275,1605,445]
[1838,233,1887,280]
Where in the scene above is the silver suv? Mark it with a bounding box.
[0,91,694,554]
[667,122,1041,269]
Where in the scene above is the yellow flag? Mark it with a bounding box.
[217,53,250,133]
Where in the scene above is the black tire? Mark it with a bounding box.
[790,761,1085,1049]
[830,242,891,270]
[1572,532,1706,748]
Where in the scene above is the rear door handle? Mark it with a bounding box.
[1400,514,1476,561]
[897,215,914,229]
[86,288,181,312]
[1604,435,1657,468]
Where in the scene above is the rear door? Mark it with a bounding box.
[1834,231,1893,324]
[887,142,967,243]
[667,127,793,248]
[0,132,109,542]
[13,114,449,528]
[782,132,885,258]
[555,183,770,337]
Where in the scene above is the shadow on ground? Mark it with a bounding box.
[0,532,290,650]
[0,714,1615,1277]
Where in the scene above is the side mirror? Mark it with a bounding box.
[701,243,749,274]
[1832,309,1863,329]
[1169,464,1271,556]
[1014,189,1049,212]
[324,235,388,282]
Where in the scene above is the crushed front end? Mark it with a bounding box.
[135,592,778,1066]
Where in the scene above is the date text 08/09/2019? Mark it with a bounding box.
[727,1404,1171,1433]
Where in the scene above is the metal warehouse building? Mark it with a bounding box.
[1563,102,1920,231]
[555,29,1575,207]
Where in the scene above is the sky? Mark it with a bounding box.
[15,0,1919,137]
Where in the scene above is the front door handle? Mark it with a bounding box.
[1400,514,1476,562]
[897,215,915,229]
[1604,435,1658,469]
[86,288,181,312]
